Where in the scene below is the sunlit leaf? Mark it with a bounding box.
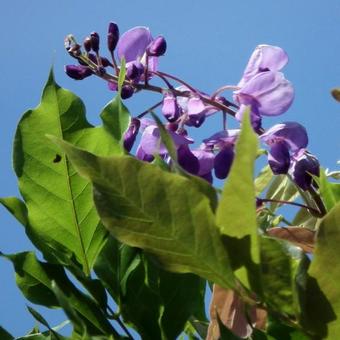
[260,237,295,316]
[255,165,273,196]
[319,170,340,211]
[13,70,122,274]
[297,203,340,338]
[0,197,28,227]
[216,110,262,294]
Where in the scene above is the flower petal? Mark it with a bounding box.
[268,141,291,174]
[214,144,235,179]
[261,122,308,152]
[117,26,153,62]
[236,72,294,116]
[192,149,215,175]
[177,145,200,174]
[239,45,289,87]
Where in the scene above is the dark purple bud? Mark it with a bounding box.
[177,145,200,174]
[214,144,234,179]
[126,61,144,81]
[108,22,119,52]
[121,85,134,99]
[85,53,112,67]
[90,32,100,52]
[123,118,140,152]
[162,95,180,122]
[65,65,93,80]
[147,36,167,56]
[256,198,264,209]
[268,141,290,174]
[289,151,320,190]
[83,37,92,52]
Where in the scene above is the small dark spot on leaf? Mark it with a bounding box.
[53,154,62,163]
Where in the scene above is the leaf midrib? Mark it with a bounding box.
[52,84,90,275]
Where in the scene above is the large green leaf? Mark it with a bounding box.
[2,251,115,336]
[13,70,123,274]
[260,237,295,316]
[216,111,262,294]
[52,138,236,291]
[298,202,340,338]
[319,170,340,211]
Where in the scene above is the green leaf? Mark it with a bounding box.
[100,58,130,144]
[216,110,262,294]
[119,254,163,339]
[159,270,206,340]
[13,70,122,274]
[298,202,340,338]
[27,306,54,330]
[0,326,14,340]
[2,251,115,336]
[265,175,299,212]
[260,237,295,316]
[53,138,236,291]
[255,165,273,196]
[319,170,340,211]
[100,96,130,144]
[0,196,28,226]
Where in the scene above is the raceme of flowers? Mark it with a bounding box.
[64,22,319,191]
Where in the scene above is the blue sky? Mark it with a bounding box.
[1,0,340,336]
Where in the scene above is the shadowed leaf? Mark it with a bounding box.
[52,137,236,291]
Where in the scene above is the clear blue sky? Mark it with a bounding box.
[1,0,340,336]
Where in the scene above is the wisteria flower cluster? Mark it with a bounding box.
[65,22,319,190]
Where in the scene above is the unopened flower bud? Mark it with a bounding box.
[147,36,167,56]
[162,94,180,122]
[90,32,100,52]
[86,53,112,67]
[121,85,134,99]
[123,118,141,152]
[83,37,92,52]
[65,65,93,80]
[289,151,320,190]
[107,22,119,52]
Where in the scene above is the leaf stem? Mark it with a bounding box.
[107,305,134,339]
[257,197,320,215]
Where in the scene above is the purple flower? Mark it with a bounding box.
[177,145,199,174]
[261,122,308,152]
[117,26,160,75]
[65,65,93,80]
[192,147,215,182]
[147,36,167,56]
[176,86,218,127]
[234,45,294,127]
[136,119,193,161]
[203,130,239,179]
[260,122,308,175]
[238,45,289,88]
[289,150,320,190]
[123,118,140,152]
[162,94,181,122]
